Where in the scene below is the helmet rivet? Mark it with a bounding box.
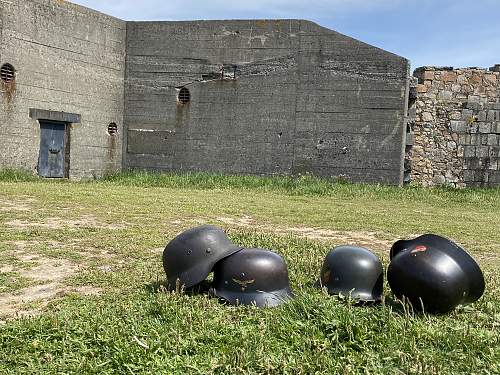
[241,272,245,277]
[187,249,192,255]
[206,248,211,254]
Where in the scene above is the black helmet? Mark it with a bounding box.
[388,234,485,313]
[317,246,383,302]
[211,248,293,307]
[162,225,241,291]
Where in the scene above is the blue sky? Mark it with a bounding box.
[71,0,499,71]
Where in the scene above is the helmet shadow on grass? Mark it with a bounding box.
[144,278,292,308]
[144,279,458,315]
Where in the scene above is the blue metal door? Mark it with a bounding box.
[38,121,66,178]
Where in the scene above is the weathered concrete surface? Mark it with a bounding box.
[0,0,126,178]
[1,1,410,183]
[29,108,81,124]
[124,20,410,184]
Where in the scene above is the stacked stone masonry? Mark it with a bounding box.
[410,66,500,187]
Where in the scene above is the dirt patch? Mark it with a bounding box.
[217,215,255,226]
[0,265,14,273]
[216,216,396,250]
[286,227,394,251]
[0,283,61,318]
[150,247,164,255]
[476,251,500,267]
[5,215,128,230]
[0,283,102,321]
[0,197,35,212]
[0,241,100,321]
[0,254,79,313]
[19,259,78,282]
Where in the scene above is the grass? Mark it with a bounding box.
[0,170,499,374]
[0,271,34,294]
[0,168,41,182]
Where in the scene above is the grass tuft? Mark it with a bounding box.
[0,169,40,182]
[102,170,500,203]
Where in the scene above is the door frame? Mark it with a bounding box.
[29,108,80,179]
[37,120,71,178]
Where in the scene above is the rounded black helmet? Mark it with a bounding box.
[317,246,383,302]
[388,234,485,313]
[162,225,241,291]
[211,248,293,307]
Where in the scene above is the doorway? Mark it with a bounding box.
[38,120,70,178]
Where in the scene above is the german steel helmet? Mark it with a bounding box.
[388,234,485,313]
[211,248,294,307]
[317,246,384,302]
[162,225,241,291]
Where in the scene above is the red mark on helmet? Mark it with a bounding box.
[411,245,428,254]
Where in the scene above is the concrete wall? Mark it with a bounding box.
[0,1,410,183]
[409,66,500,187]
[124,20,409,184]
[0,0,126,179]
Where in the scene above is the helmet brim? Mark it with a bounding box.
[212,287,294,308]
[167,245,243,291]
[390,239,412,259]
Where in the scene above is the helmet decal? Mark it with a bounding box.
[411,245,428,254]
[232,278,255,291]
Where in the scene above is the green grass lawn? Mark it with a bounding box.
[0,171,499,374]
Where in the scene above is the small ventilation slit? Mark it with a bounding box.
[107,122,118,136]
[0,64,15,83]
[178,87,191,104]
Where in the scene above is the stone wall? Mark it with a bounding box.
[0,0,126,179]
[410,66,500,187]
[125,20,409,184]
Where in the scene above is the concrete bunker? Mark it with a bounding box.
[1,0,410,184]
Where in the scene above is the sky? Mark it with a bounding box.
[71,0,499,71]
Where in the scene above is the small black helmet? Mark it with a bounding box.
[388,234,485,314]
[317,246,383,302]
[211,248,294,307]
[162,225,241,291]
